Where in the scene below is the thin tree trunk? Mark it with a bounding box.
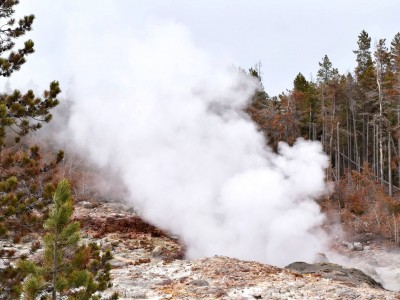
[350,98,359,172]
[366,118,369,164]
[398,103,400,189]
[347,102,351,172]
[53,239,57,300]
[377,63,384,185]
[373,124,376,177]
[330,96,336,170]
[309,103,312,140]
[389,131,392,196]
[337,122,340,179]
[393,213,398,243]
[362,112,366,164]
[322,93,324,148]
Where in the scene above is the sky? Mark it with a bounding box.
[7,0,400,96]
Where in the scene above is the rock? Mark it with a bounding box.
[285,262,383,289]
[348,243,355,251]
[134,258,151,265]
[314,252,329,263]
[130,291,147,299]
[109,258,128,269]
[156,279,173,286]
[21,235,35,243]
[2,260,10,267]
[353,242,363,251]
[152,246,163,257]
[81,201,99,209]
[101,241,113,251]
[336,288,360,299]
[347,242,363,251]
[190,279,209,286]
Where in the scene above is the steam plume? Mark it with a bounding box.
[66,21,330,266]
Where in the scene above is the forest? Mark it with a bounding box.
[246,29,400,242]
[1,0,400,299]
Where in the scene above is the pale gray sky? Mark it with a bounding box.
[8,0,400,96]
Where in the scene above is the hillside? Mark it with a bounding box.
[69,199,400,299]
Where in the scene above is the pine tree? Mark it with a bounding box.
[392,33,400,75]
[0,0,35,77]
[354,30,376,90]
[0,0,61,150]
[353,30,376,165]
[316,55,339,161]
[0,3,65,297]
[293,73,317,139]
[317,55,338,84]
[0,0,62,244]
[0,81,61,148]
[0,0,62,236]
[390,33,400,188]
[373,39,393,185]
[18,179,115,300]
[293,72,309,92]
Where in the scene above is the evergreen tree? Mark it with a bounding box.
[391,33,400,96]
[353,30,376,165]
[0,0,63,237]
[0,0,61,150]
[392,33,400,71]
[375,39,393,91]
[317,55,338,84]
[354,30,376,90]
[390,33,400,188]
[248,65,269,109]
[293,73,318,139]
[0,0,35,77]
[0,3,64,297]
[316,55,339,158]
[0,81,61,148]
[293,72,309,93]
[18,179,114,300]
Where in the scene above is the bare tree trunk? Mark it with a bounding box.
[393,213,398,243]
[366,118,369,164]
[377,61,384,185]
[362,112,366,164]
[337,122,340,179]
[373,124,376,177]
[398,102,400,189]
[347,103,351,172]
[309,103,312,140]
[350,98,360,172]
[321,84,326,152]
[379,129,384,185]
[389,132,392,196]
[329,96,336,171]
[52,239,57,300]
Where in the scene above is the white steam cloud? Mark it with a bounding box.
[66,21,330,266]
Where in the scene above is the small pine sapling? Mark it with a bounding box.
[17,179,115,300]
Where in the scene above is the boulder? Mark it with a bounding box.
[285,262,383,289]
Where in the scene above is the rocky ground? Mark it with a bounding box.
[74,200,400,300]
[2,199,400,299]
